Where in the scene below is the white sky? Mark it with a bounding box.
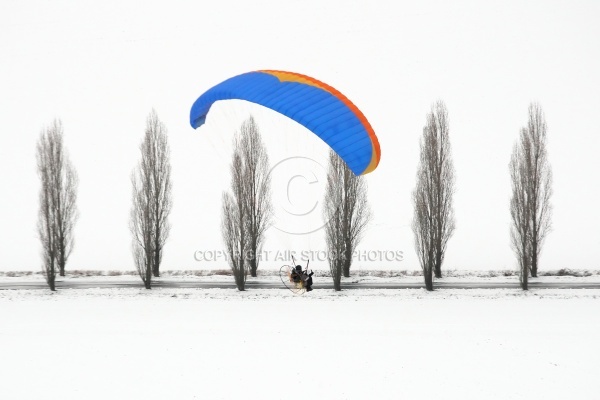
[1,0,599,272]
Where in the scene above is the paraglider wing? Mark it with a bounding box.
[189,70,381,175]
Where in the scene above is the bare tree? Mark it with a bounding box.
[130,110,172,288]
[37,144,57,291]
[510,103,553,288]
[510,128,533,290]
[526,103,552,278]
[324,153,345,291]
[131,168,153,289]
[323,150,372,290]
[221,145,248,291]
[147,111,172,277]
[412,101,455,290]
[239,116,272,277]
[412,169,434,291]
[36,120,78,290]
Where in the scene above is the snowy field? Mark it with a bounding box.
[1,287,599,400]
[2,268,600,284]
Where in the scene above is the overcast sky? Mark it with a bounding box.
[1,0,599,272]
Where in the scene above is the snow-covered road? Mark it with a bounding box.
[2,273,600,290]
[3,279,600,290]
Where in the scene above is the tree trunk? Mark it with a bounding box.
[342,260,351,278]
[145,259,152,289]
[434,255,442,279]
[48,272,56,291]
[342,244,352,277]
[235,272,245,291]
[424,267,434,291]
[530,242,538,278]
[153,248,160,277]
[59,252,65,277]
[434,228,443,279]
[58,231,66,276]
[49,260,56,291]
[520,253,528,290]
[530,260,538,278]
[251,241,259,277]
[333,277,341,291]
[333,261,342,291]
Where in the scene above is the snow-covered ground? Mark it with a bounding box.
[0,286,599,400]
[2,268,600,284]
